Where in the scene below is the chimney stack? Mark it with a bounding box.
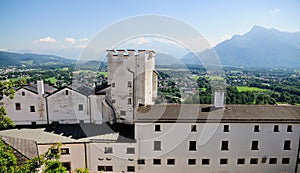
[214,91,224,108]
[37,80,45,97]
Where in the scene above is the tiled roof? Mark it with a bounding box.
[136,104,300,123]
[22,84,57,95]
[1,136,38,159]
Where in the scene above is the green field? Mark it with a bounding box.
[236,86,267,92]
[46,77,57,84]
[7,77,29,82]
[98,71,108,77]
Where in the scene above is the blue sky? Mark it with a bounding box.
[0,0,299,58]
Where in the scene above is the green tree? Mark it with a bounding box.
[0,81,16,130]
[0,107,15,130]
[0,139,17,173]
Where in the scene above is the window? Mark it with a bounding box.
[120,110,126,116]
[223,125,229,132]
[191,125,197,132]
[31,122,36,126]
[15,103,21,110]
[269,158,277,164]
[112,83,115,87]
[251,141,259,150]
[22,91,25,96]
[30,106,35,112]
[202,159,210,165]
[221,141,229,151]
[284,140,291,150]
[61,148,70,155]
[98,166,113,172]
[167,159,175,165]
[287,125,293,132]
[153,159,161,165]
[189,141,197,151]
[62,162,71,171]
[127,147,135,154]
[155,124,161,132]
[237,158,245,165]
[254,125,260,132]
[154,141,161,151]
[128,98,132,104]
[65,90,68,95]
[78,104,83,111]
[250,158,258,164]
[112,99,116,103]
[274,125,279,132]
[137,159,145,165]
[104,147,113,154]
[282,158,290,164]
[127,166,135,172]
[220,158,228,165]
[128,81,132,87]
[188,159,196,165]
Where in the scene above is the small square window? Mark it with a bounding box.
[120,110,126,116]
[153,159,161,165]
[287,125,293,132]
[61,148,70,155]
[98,166,113,172]
[188,159,196,165]
[191,125,197,132]
[154,141,161,151]
[112,83,115,87]
[15,103,21,110]
[251,141,259,150]
[220,158,228,165]
[127,166,135,172]
[137,159,145,165]
[155,124,161,132]
[104,147,113,154]
[202,159,210,165]
[78,104,83,111]
[250,158,258,164]
[284,140,291,150]
[223,125,229,132]
[30,106,35,112]
[274,125,279,132]
[127,147,135,154]
[112,99,116,103]
[269,158,277,164]
[282,158,290,164]
[128,81,132,87]
[221,141,229,151]
[65,90,69,95]
[254,125,260,132]
[167,159,175,165]
[237,158,245,165]
[22,91,25,96]
[189,141,197,151]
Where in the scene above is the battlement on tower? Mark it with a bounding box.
[106,49,155,58]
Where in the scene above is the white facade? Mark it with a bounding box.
[107,49,157,124]
[1,88,47,125]
[47,87,90,124]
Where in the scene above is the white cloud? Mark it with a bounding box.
[126,37,151,45]
[79,37,88,42]
[270,8,280,14]
[39,37,56,43]
[65,37,76,44]
[78,44,86,48]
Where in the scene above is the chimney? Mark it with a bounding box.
[37,80,45,97]
[214,91,224,108]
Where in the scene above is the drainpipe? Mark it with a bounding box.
[45,97,50,125]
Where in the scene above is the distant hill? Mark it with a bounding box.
[181,25,300,67]
[0,51,75,67]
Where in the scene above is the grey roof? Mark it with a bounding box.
[23,84,57,95]
[1,136,38,159]
[67,84,94,96]
[136,104,300,123]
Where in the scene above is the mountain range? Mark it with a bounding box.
[180,25,300,67]
[0,25,299,68]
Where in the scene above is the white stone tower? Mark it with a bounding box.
[106,49,157,124]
